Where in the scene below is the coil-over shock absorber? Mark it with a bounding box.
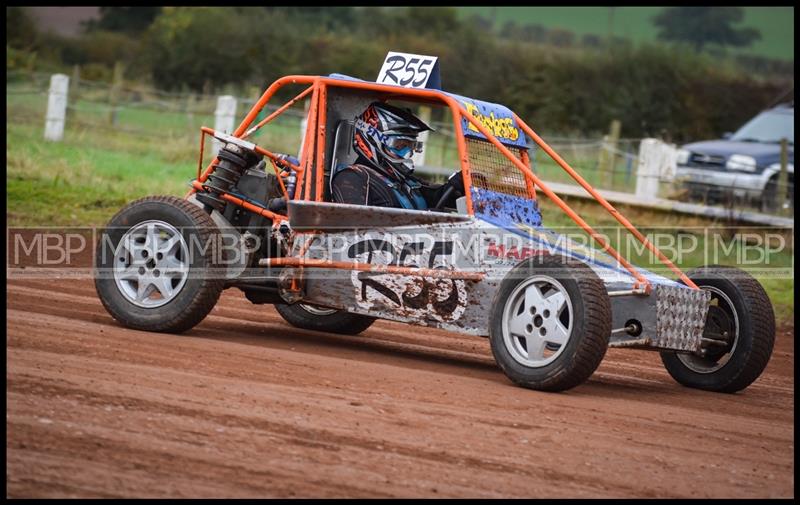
[196,143,263,212]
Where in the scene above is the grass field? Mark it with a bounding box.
[456,7,794,61]
[6,83,793,324]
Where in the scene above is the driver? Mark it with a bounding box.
[330,101,463,210]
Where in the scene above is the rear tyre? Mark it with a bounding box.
[275,303,376,335]
[94,196,225,333]
[659,265,775,393]
[489,254,612,392]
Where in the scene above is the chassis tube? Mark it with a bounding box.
[261,257,485,281]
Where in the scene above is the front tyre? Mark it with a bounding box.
[94,196,225,333]
[659,265,775,393]
[489,254,612,392]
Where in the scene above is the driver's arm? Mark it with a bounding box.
[417,171,465,210]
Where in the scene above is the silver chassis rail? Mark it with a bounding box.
[257,201,711,354]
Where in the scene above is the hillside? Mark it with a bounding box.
[456,7,794,61]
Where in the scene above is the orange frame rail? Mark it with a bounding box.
[269,257,485,281]
[185,74,697,291]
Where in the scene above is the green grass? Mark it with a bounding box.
[532,148,635,192]
[7,122,193,225]
[456,7,794,61]
[6,80,308,224]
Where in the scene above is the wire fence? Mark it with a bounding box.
[7,69,793,218]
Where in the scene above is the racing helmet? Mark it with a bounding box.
[352,102,434,177]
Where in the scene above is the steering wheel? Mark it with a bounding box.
[432,171,466,210]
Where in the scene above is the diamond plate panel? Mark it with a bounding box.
[655,285,711,352]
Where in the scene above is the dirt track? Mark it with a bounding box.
[6,278,794,498]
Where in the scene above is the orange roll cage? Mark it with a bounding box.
[187,75,699,292]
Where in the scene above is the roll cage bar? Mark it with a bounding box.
[187,75,699,292]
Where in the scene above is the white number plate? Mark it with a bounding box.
[377,52,439,89]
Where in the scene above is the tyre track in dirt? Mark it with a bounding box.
[6,279,794,498]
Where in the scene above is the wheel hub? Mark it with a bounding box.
[701,305,735,358]
[501,276,573,368]
[299,303,338,316]
[113,220,190,308]
[678,286,740,374]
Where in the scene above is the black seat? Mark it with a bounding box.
[327,119,356,200]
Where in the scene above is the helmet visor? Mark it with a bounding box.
[386,135,423,159]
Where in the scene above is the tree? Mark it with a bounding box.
[499,20,520,40]
[7,7,37,49]
[548,28,575,48]
[143,8,252,91]
[581,34,602,49]
[83,7,161,34]
[404,7,462,39]
[467,14,492,32]
[653,7,761,52]
[521,24,547,43]
[261,6,358,33]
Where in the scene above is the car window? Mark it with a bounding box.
[731,110,794,145]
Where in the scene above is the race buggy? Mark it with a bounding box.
[94,61,776,393]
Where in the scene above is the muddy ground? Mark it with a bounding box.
[6,278,794,498]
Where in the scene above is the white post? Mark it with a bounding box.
[412,105,432,169]
[44,74,69,142]
[635,138,677,199]
[213,95,237,155]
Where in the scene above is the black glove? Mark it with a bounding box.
[449,171,465,194]
[429,171,465,210]
[275,153,300,169]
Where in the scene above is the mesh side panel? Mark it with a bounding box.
[467,138,530,198]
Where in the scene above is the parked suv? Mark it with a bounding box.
[675,103,794,213]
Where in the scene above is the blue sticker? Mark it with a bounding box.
[471,187,542,229]
[472,193,682,288]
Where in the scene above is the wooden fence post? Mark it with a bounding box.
[71,65,80,98]
[44,74,69,142]
[186,92,196,132]
[597,119,620,184]
[66,64,80,124]
[777,137,789,215]
[108,62,124,126]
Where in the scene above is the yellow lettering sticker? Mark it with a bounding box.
[462,102,520,142]
[463,102,520,142]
